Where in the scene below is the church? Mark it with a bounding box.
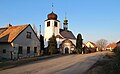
[44,10,76,54]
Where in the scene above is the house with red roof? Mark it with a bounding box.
[0,24,40,60]
[106,43,117,51]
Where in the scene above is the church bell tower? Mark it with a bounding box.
[44,4,61,47]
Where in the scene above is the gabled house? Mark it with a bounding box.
[0,24,40,60]
[85,41,97,53]
[86,41,97,48]
[83,43,90,54]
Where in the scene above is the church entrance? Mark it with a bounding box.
[65,47,69,54]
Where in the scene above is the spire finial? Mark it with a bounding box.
[52,2,54,12]
[65,12,67,20]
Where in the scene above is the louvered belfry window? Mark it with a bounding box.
[54,21,57,27]
[47,21,50,27]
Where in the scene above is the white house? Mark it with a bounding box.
[44,11,76,54]
[0,24,40,60]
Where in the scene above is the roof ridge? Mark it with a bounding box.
[11,24,29,27]
[0,24,29,42]
[0,24,29,28]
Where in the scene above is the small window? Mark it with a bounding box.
[34,47,37,53]
[26,32,31,39]
[47,21,50,27]
[54,21,57,27]
[27,47,30,54]
[3,49,6,53]
[18,46,22,54]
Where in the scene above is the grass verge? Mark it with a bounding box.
[85,52,120,74]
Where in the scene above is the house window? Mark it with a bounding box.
[27,47,30,54]
[47,21,50,27]
[54,21,57,27]
[26,32,31,39]
[34,47,37,53]
[18,46,22,54]
[3,49,6,53]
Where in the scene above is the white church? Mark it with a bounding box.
[44,11,76,54]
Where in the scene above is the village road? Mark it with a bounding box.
[0,51,110,74]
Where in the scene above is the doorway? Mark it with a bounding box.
[65,47,69,54]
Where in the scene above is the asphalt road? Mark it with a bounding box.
[0,51,109,74]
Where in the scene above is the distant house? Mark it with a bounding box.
[0,24,40,60]
[106,43,117,51]
[82,43,90,54]
[84,41,97,53]
[116,41,120,46]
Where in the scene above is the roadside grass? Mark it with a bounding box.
[86,50,120,74]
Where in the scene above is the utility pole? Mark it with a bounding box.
[39,25,41,55]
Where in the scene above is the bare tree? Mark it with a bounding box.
[96,39,108,51]
[33,24,37,34]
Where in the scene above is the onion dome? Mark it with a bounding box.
[47,12,58,20]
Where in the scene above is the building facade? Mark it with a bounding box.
[44,11,76,54]
[0,24,40,60]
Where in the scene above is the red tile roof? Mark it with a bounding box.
[0,24,29,43]
[106,43,117,49]
[90,42,97,47]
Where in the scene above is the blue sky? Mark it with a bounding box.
[0,0,120,43]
